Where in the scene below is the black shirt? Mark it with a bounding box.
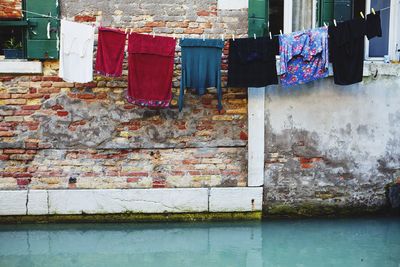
[328,12,382,85]
[227,36,279,88]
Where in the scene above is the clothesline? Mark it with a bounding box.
[0,3,390,39]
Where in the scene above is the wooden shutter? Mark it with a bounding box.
[248,0,268,37]
[26,0,59,59]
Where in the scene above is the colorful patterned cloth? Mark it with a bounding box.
[279,27,329,86]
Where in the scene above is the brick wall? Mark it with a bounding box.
[0,0,249,190]
[0,0,22,19]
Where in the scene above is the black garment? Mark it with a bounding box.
[366,11,382,39]
[328,12,382,85]
[227,37,279,88]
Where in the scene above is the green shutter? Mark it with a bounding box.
[26,0,59,59]
[248,0,268,37]
[318,0,352,26]
[318,0,334,26]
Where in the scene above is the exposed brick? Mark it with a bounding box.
[77,94,96,99]
[51,104,64,110]
[197,10,210,16]
[0,154,9,160]
[13,173,33,178]
[14,110,35,116]
[74,15,96,22]
[145,21,166,27]
[239,131,248,141]
[57,111,69,117]
[22,105,41,110]
[16,178,31,186]
[3,149,25,154]
[4,99,26,105]
[40,81,53,87]
[184,28,204,34]
[0,93,10,99]
[0,131,14,137]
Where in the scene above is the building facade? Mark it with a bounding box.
[0,0,399,220]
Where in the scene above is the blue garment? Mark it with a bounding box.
[179,39,224,111]
[279,27,329,86]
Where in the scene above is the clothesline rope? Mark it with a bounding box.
[0,3,390,39]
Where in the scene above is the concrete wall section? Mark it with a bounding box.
[264,76,400,214]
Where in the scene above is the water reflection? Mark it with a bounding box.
[0,218,399,267]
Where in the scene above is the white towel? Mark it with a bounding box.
[59,20,95,83]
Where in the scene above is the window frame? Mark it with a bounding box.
[364,0,399,61]
[0,0,27,60]
[283,0,318,34]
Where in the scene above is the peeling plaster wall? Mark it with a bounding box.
[264,76,400,213]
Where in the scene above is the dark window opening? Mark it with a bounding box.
[0,27,24,57]
[269,0,284,35]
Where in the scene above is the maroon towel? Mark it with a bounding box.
[95,27,126,77]
[127,33,176,108]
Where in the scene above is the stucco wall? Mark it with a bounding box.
[264,72,400,215]
[0,0,249,190]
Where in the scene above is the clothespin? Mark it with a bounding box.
[323,22,328,27]
[372,8,376,15]
[253,33,256,39]
[182,34,185,40]
[130,28,133,34]
[232,34,235,41]
[279,30,283,35]
[202,34,205,41]
[173,33,176,40]
[221,34,224,41]
[333,19,337,27]
[269,32,272,39]
[302,27,305,31]
[152,30,155,38]
[360,11,365,19]
[124,28,128,34]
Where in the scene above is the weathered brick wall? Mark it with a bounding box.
[0,0,249,190]
[0,0,22,19]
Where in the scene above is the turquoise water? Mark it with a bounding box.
[0,218,399,267]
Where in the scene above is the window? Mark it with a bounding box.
[0,0,59,60]
[317,0,399,60]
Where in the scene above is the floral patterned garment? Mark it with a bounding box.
[279,27,329,86]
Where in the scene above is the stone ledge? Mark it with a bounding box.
[0,60,42,74]
[0,187,263,217]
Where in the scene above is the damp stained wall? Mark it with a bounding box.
[264,73,400,214]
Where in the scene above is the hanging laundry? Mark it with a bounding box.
[228,37,279,88]
[59,20,95,83]
[179,39,224,112]
[95,27,126,77]
[366,11,382,40]
[328,12,381,85]
[127,33,176,108]
[279,27,329,86]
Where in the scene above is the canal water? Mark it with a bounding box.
[0,217,399,267]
